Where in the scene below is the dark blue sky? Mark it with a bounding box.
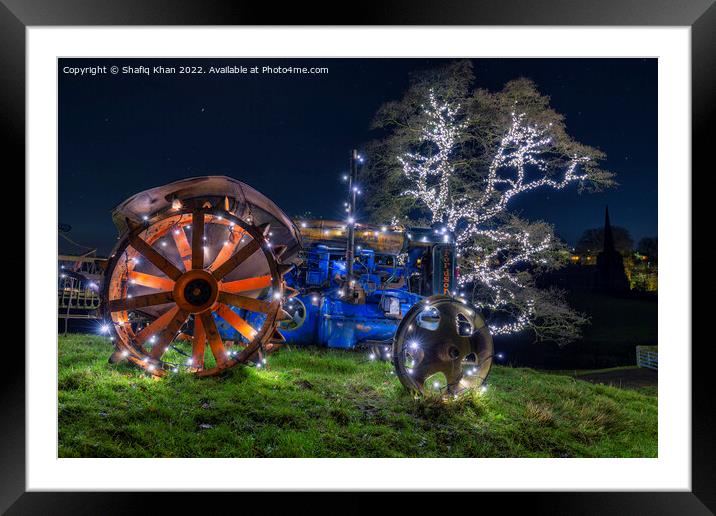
[59,58,656,255]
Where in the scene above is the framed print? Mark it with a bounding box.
[3,0,711,512]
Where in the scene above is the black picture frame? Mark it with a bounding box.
[3,1,710,513]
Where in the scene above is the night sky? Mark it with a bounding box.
[59,58,657,256]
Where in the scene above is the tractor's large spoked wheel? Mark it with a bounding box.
[102,204,291,377]
[392,295,493,396]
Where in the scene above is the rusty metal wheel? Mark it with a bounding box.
[392,295,493,396]
[102,196,296,377]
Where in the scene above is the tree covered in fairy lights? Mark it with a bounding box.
[362,61,615,343]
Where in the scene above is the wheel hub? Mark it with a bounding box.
[173,269,219,314]
[184,278,213,306]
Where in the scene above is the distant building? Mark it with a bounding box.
[595,206,630,292]
[543,207,657,292]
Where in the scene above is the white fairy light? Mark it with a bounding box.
[398,90,592,336]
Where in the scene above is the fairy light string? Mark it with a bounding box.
[398,90,592,335]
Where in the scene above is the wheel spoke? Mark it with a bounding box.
[199,311,228,366]
[129,234,183,280]
[444,364,464,389]
[129,271,174,291]
[192,315,206,368]
[149,309,189,359]
[221,275,272,294]
[410,360,440,389]
[215,303,258,341]
[135,306,179,346]
[217,291,271,314]
[191,210,205,270]
[211,238,261,281]
[208,226,246,272]
[172,226,193,272]
[109,291,174,312]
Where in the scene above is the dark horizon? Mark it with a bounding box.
[58,58,657,256]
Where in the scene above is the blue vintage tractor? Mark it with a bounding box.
[103,174,492,395]
[263,220,458,350]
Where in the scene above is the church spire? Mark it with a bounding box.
[603,205,615,253]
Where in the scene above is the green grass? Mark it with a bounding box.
[58,334,657,458]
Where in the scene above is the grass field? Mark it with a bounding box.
[58,334,657,458]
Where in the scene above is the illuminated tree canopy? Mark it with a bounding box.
[362,61,616,343]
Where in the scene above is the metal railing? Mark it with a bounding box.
[636,346,658,370]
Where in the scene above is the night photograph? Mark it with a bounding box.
[57,57,658,459]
